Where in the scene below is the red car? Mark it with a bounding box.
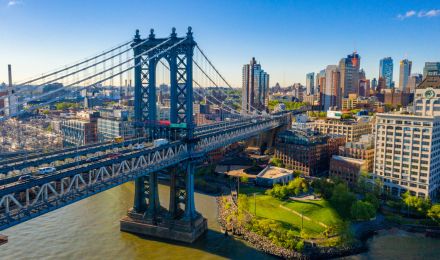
[107,153,121,159]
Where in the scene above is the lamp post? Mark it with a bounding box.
[253,192,257,216]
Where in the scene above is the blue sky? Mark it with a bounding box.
[1,0,439,87]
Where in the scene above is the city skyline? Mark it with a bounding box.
[1,0,440,87]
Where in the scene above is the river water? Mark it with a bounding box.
[1,183,439,259]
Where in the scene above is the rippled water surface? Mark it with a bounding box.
[1,183,439,259]
[1,183,275,260]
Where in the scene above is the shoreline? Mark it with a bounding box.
[215,191,439,259]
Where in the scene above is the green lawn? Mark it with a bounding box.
[240,185,343,237]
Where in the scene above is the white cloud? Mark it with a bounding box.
[7,0,22,6]
[397,10,416,20]
[398,9,440,20]
[418,9,440,17]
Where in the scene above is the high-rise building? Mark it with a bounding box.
[423,62,440,78]
[339,52,361,99]
[316,69,325,94]
[242,57,269,113]
[373,75,440,199]
[322,65,340,110]
[358,79,370,97]
[306,72,315,95]
[379,57,393,88]
[371,78,378,91]
[399,59,412,92]
[407,73,423,93]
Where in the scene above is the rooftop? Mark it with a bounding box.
[332,155,364,165]
[416,75,440,89]
[257,166,293,179]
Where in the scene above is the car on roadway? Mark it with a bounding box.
[37,167,56,175]
[107,153,122,159]
[85,157,100,163]
[132,144,145,150]
[18,174,33,182]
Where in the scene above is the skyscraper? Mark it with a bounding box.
[242,57,269,113]
[322,65,340,111]
[339,52,361,100]
[423,62,440,78]
[316,69,325,94]
[371,78,378,91]
[379,57,393,88]
[306,72,315,95]
[399,59,412,92]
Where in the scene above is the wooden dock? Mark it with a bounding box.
[0,234,8,245]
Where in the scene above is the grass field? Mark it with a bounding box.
[240,186,343,237]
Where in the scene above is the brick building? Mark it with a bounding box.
[274,128,345,176]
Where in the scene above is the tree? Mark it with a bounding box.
[351,201,376,221]
[330,183,356,218]
[356,171,370,195]
[240,176,249,183]
[270,158,285,168]
[341,113,352,119]
[364,193,380,211]
[427,204,440,223]
[402,191,432,216]
[312,178,334,199]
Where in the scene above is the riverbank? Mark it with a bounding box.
[216,192,371,259]
[216,188,440,259]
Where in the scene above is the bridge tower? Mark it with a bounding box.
[120,27,207,243]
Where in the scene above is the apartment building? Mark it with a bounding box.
[373,76,440,198]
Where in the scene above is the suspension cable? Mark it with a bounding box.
[0,38,184,118]
[158,59,241,116]
[0,38,174,115]
[18,40,133,86]
[195,45,262,115]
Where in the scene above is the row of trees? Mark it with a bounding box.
[266,177,309,200]
[312,178,379,221]
[55,102,79,110]
[389,191,440,224]
[268,100,307,111]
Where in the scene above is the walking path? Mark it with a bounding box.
[279,205,328,228]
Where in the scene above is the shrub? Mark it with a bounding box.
[428,204,440,223]
[295,240,304,252]
[351,201,376,221]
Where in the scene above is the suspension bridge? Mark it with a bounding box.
[0,27,305,243]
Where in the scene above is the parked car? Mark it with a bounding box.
[37,167,56,175]
[18,174,33,182]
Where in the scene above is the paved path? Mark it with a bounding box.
[279,204,328,228]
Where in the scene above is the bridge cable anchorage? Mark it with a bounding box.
[195,45,263,115]
[0,37,184,119]
[158,59,241,117]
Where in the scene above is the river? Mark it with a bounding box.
[1,183,439,259]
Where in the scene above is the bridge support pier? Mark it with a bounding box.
[120,164,207,243]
